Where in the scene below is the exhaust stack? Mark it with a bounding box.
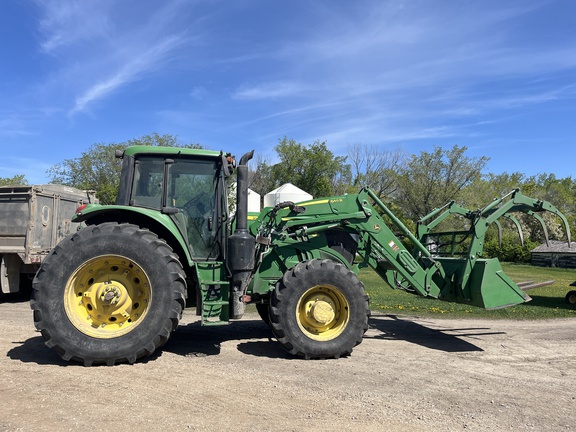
[228,150,255,319]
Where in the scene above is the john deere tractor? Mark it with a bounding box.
[31,146,572,365]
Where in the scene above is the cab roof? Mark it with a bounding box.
[122,145,223,159]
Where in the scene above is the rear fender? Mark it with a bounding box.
[73,205,193,267]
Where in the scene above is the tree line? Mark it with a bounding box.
[2,133,573,262]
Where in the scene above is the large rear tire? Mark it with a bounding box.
[31,223,186,365]
[270,259,370,359]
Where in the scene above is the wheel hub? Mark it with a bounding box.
[296,284,350,341]
[64,255,151,339]
[310,300,335,324]
[101,284,122,305]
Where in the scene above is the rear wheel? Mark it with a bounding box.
[565,290,576,305]
[270,259,370,359]
[31,223,186,365]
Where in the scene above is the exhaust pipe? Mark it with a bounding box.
[235,150,254,232]
[228,150,255,319]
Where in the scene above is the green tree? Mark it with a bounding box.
[126,132,202,149]
[394,145,489,219]
[48,133,200,204]
[248,153,275,197]
[347,143,405,198]
[0,175,28,186]
[484,235,538,263]
[462,172,526,210]
[270,137,350,198]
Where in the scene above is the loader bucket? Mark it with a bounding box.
[416,189,570,309]
[467,258,531,309]
[435,257,531,309]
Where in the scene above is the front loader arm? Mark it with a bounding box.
[254,187,571,310]
[254,189,446,300]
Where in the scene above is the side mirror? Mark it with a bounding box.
[222,152,236,178]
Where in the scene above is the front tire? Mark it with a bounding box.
[270,259,370,359]
[255,303,271,325]
[566,290,576,305]
[31,223,186,365]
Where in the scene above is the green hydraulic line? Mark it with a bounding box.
[479,189,519,216]
[418,200,455,225]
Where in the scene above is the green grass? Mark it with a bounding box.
[361,263,576,319]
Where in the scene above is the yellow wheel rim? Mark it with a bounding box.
[296,284,350,341]
[64,255,151,339]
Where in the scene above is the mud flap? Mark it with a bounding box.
[468,258,531,309]
[1,254,21,294]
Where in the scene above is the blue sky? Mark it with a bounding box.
[1,0,575,184]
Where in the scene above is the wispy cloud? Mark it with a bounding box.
[70,34,185,114]
[220,1,576,153]
[33,1,193,115]
[35,1,112,54]
[477,85,576,110]
[4,0,574,181]
[232,81,307,100]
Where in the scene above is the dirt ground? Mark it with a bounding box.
[1,296,575,432]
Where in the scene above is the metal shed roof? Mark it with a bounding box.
[530,240,575,253]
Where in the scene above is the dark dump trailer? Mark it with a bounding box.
[0,184,96,297]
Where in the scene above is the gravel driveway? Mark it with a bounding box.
[1,298,575,431]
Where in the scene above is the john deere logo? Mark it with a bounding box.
[374,224,381,231]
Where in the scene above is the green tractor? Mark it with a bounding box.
[31,146,572,365]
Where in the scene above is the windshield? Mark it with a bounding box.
[131,155,221,259]
[168,159,219,259]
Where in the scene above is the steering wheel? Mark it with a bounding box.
[181,192,208,217]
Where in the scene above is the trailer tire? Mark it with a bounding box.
[31,222,186,366]
[270,259,370,359]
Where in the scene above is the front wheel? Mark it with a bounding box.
[255,303,271,325]
[31,223,186,365]
[270,259,370,359]
[566,290,576,305]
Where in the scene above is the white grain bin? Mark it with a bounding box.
[263,183,312,208]
[247,189,261,213]
[229,185,261,215]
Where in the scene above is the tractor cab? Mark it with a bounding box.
[114,146,235,261]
